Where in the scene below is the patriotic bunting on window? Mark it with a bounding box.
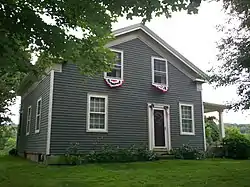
[152,83,168,92]
[104,78,123,88]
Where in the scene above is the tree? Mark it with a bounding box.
[210,0,250,110]
[0,125,17,154]
[205,116,220,145]
[0,0,204,124]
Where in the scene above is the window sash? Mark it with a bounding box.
[87,94,108,132]
[26,106,32,135]
[152,57,168,86]
[35,98,42,132]
[104,49,123,80]
[180,104,194,135]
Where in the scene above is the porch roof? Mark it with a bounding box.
[203,102,229,113]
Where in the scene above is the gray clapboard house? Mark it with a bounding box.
[16,24,226,162]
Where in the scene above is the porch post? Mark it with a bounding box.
[218,110,225,139]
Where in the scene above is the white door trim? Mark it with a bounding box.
[147,103,171,150]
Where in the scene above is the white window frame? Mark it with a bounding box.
[179,103,195,135]
[151,56,168,86]
[35,97,42,133]
[104,49,124,80]
[87,94,108,133]
[26,106,32,136]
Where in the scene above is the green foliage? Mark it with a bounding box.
[223,128,250,159]
[0,0,205,124]
[65,143,82,165]
[210,0,250,110]
[225,126,241,137]
[172,144,206,160]
[0,126,17,155]
[84,145,157,163]
[64,143,157,165]
[8,148,17,156]
[205,116,220,145]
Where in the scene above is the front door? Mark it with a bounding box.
[148,104,170,150]
[153,109,166,147]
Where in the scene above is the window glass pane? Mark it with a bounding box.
[181,106,192,119]
[36,116,40,130]
[90,97,105,113]
[28,108,31,117]
[106,51,122,79]
[154,59,166,72]
[182,119,193,133]
[37,100,41,114]
[115,52,121,65]
[107,68,121,78]
[154,72,166,84]
[89,113,105,129]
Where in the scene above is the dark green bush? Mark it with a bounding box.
[64,143,157,164]
[8,148,17,156]
[206,146,224,158]
[84,145,158,163]
[223,134,250,159]
[172,144,205,160]
[65,143,82,165]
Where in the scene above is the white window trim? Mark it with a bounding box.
[86,93,108,133]
[26,106,32,136]
[151,56,168,87]
[104,49,124,80]
[35,97,42,134]
[179,103,195,135]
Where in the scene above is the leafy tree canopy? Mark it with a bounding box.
[205,116,220,145]
[210,0,250,110]
[0,0,203,124]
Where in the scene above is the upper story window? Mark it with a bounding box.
[26,106,32,136]
[179,103,195,135]
[104,49,123,80]
[87,94,108,132]
[35,97,42,133]
[151,57,168,86]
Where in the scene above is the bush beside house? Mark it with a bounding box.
[223,127,250,159]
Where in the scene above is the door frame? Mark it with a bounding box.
[147,103,171,150]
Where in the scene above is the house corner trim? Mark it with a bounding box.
[46,70,54,155]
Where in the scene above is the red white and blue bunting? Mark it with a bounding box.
[104,78,123,88]
[152,83,168,92]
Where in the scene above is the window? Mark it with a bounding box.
[87,94,108,132]
[35,98,42,133]
[152,57,168,85]
[104,49,123,80]
[179,103,195,135]
[26,106,32,135]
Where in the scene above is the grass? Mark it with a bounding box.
[0,156,250,187]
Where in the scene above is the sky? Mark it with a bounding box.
[9,1,249,124]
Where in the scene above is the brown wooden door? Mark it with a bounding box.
[153,109,166,147]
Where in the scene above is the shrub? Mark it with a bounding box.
[205,117,220,146]
[206,146,224,158]
[8,148,17,156]
[172,144,205,160]
[64,143,157,164]
[84,144,158,163]
[65,143,82,165]
[222,133,250,159]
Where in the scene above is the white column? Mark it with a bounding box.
[218,110,225,138]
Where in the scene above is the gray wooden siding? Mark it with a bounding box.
[17,74,50,154]
[50,38,204,154]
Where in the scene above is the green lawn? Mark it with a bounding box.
[0,156,250,187]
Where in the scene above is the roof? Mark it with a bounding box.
[203,102,229,113]
[113,23,209,81]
